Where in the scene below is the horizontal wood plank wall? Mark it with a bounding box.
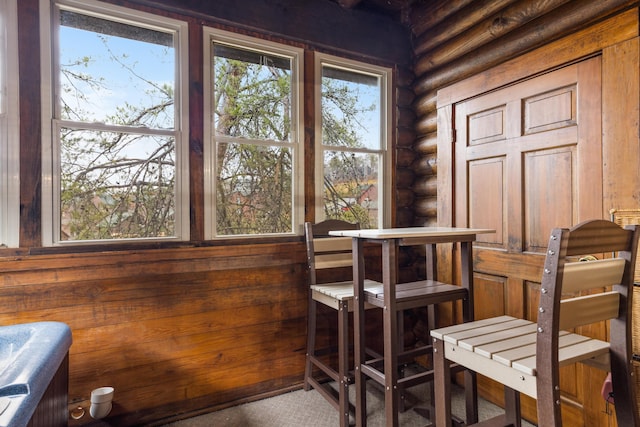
[0,244,308,425]
[5,0,411,425]
[409,1,638,426]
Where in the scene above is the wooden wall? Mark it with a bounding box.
[409,0,639,227]
[0,244,308,425]
[409,1,640,426]
[5,0,640,425]
[3,0,410,425]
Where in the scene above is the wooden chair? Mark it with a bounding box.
[303,220,383,427]
[430,219,640,426]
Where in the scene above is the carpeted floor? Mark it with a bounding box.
[159,374,535,427]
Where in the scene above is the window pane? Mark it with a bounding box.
[323,150,379,229]
[60,128,175,241]
[59,10,175,129]
[216,142,292,235]
[213,43,292,142]
[321,66,381,150]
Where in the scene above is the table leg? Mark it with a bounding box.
[382,240,399,427]
[353,237,367,426]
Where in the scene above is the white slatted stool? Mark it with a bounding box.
[431,220,640,427]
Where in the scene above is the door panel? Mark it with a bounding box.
[452,57,603,425]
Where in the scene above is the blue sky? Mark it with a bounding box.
[59,24,175,128]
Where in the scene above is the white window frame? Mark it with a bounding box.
[0,0,18,248]
[203,28,305,239]
[40,0,190,246]
[314,53,392,228]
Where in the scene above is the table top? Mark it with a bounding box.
[328,226,495,240]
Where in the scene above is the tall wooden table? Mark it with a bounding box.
[328,227,495,427]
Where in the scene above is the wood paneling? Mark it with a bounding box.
[5,0,640,426]
[427,4,638,426]
[4,0,412,423]
[130,0,412,65]
[0,243,308,425]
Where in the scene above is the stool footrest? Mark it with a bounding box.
[365,280,468,310]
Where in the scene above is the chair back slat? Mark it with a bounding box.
[561,258,625,294]
[313,236,353,253]
[315,253,353,270]
[564,219,635,256]
[559,292,620,330]
[305,220,359,286]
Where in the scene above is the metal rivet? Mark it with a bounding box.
[551,235,557,240]
[538,327,544,333]
[520,376,525,381]
[539,307,545,313]
[548,250,555,255]
[544,268,551,274]
[541,288,548,294]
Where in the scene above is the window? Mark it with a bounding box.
[0,0,18,248]
[315,53,391,229]
[41,0,189,245]
[203,29,304,238]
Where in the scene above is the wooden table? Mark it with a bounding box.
[329,227,495,427]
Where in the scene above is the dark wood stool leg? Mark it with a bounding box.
[504,387,521,427]
[397,310,406,413]
[304,293,316,392]
[433,337,451,427]
[464,370,478,425]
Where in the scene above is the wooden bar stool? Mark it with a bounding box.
[303,220,383,427]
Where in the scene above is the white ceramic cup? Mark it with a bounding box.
[90,387,114,419]
[90,386,114,403]
[89,401,112,419]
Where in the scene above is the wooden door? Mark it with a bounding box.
[452,57,606,425]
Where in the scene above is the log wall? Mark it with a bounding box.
[409,0,638,225]
[410,1,640,426]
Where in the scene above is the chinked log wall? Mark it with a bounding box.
[408,0,637,226]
